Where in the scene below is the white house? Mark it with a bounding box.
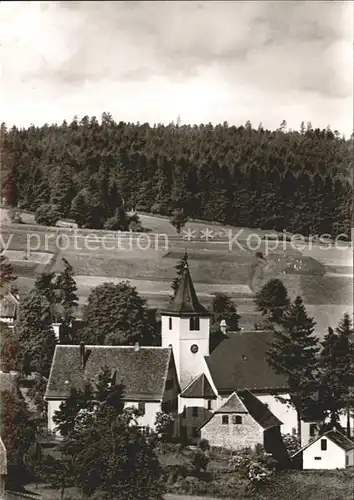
[292,430,354,469]
[44,343,180,436]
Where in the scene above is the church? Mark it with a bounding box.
[44,260,308,447]
[2,259,349,448]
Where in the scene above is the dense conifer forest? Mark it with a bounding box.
[1,115,352,235]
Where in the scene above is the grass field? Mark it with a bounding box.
[2,212,352,336]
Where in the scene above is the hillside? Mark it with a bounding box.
[1,119,352,238]
[1,212,352,336]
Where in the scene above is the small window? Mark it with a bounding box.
[207,400,212,410]
[222,415,229,425]
[169,317,172,330]
[321,439,327,451]
[192,407,198,417]
[138,402,146,415]
[310,424,317,437]
[232,415,242,425]
[346,455,349,466]
[314,457,322,461]
[189,317,200,331]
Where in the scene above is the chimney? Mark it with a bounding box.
[52,323,61,341]
[134,342,140,352]
[80,342,85,369]
[220,319,227,335]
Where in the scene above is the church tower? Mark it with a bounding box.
[161,259,211,390]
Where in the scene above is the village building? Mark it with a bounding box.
[199,390,289,462]
[0,290,20,328]
[44,343,180,436]
[42,260,354,447]
[292,430,354,470]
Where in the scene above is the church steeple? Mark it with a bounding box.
[163,258,211,317]
[161,257,211,389]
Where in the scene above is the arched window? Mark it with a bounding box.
[189,317,200,331]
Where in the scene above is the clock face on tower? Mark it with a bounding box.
[190,344,199,354]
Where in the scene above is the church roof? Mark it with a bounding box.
[0,291,20,319]
[180,374,217,399]
[162,264,211,317]
[205,330,288,393]
[45,345,179,401]
[214,392,248,413]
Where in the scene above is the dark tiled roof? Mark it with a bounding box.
[0,292,19,318]
[237,389,283,429]
[162,265,211,316]
[205,330,288,393]
[0,437,6,475]
[292,429,354,457]
[45,345,175,401]
[325,430,354,451]
[180,374,217,399]
[215,392,247,413]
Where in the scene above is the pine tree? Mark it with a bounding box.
[1,390,36,489]
[170,253,188,298]
[267,296,320,441]
[0,252,17,295]
[15,291,57,377]
[335,313,354,437]
[55,258,78,342]
[255,279,290,325]
[170,208,188,235]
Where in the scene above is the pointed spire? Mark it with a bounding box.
[163,262,211,316]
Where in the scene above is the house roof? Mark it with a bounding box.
[161,264,211,317]
[214,392,248,413]
[237,389,283,429]
[45,345,177,401]
[0,437,7,475]
[0,292,20,319]
[292,430,354,457]
[204,330,288,393]
[180,374,217,399]
[199,390,282,431]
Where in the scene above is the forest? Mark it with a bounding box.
[1,115,352,235]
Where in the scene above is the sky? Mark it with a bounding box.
[0,0,353,135]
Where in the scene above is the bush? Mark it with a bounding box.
[8,208,23,223]
[35,204,61,226]
[191,448,210,475]
[198,438,210,452]
[282,434,301,456]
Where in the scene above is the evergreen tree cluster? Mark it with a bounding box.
[1,118,352,235]
[256,279,354,439]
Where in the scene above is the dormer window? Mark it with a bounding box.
[189,317,200,331]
